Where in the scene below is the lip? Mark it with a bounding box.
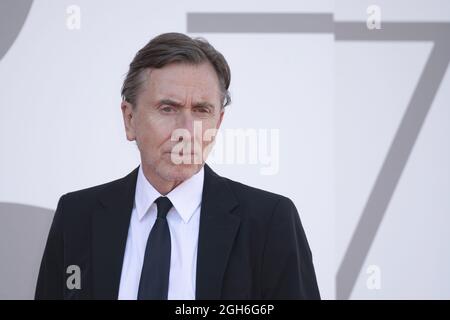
[166,152,196,155]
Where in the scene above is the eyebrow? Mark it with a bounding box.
[158,98,215,109]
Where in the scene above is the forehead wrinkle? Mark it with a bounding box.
[156,86,219,109]
[145,65,222,108]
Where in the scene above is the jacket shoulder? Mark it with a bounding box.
[224,176,286,203]
[62,167,138,205]
[220,175,296,222]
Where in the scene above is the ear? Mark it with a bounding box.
[121,100,136,141]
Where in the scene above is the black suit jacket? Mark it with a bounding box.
[35,164,320,299]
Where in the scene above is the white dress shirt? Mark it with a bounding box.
[118,164,204,300]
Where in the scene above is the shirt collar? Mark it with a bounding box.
[134,164,204,224]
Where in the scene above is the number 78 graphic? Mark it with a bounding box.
[187,13,450,299]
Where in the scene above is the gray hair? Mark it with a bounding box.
[121,32,231,109]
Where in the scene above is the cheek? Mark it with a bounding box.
[136,117,173,150]
[200,118,221,143]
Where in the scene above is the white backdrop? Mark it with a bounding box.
[1,0,449,299]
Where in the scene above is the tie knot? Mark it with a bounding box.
[155,196,173,219]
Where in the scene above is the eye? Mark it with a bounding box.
[160,105,175,113]
[194,107,210,113]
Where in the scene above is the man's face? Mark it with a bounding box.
[121,62,224,182]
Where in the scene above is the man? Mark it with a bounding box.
[35,32,320,300]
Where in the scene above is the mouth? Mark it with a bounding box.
[165,152,196,156]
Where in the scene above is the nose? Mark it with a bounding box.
[171,109,203,158]
[176,109,195,137]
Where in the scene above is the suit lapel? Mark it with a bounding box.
[91,164,240,300]
[92,166,139,299]
[196,164,240,299]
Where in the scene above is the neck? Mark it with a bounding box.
[141,165,184,195]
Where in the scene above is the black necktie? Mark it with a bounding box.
[138,196,173,300]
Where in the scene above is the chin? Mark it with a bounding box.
[159,162,202,182]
